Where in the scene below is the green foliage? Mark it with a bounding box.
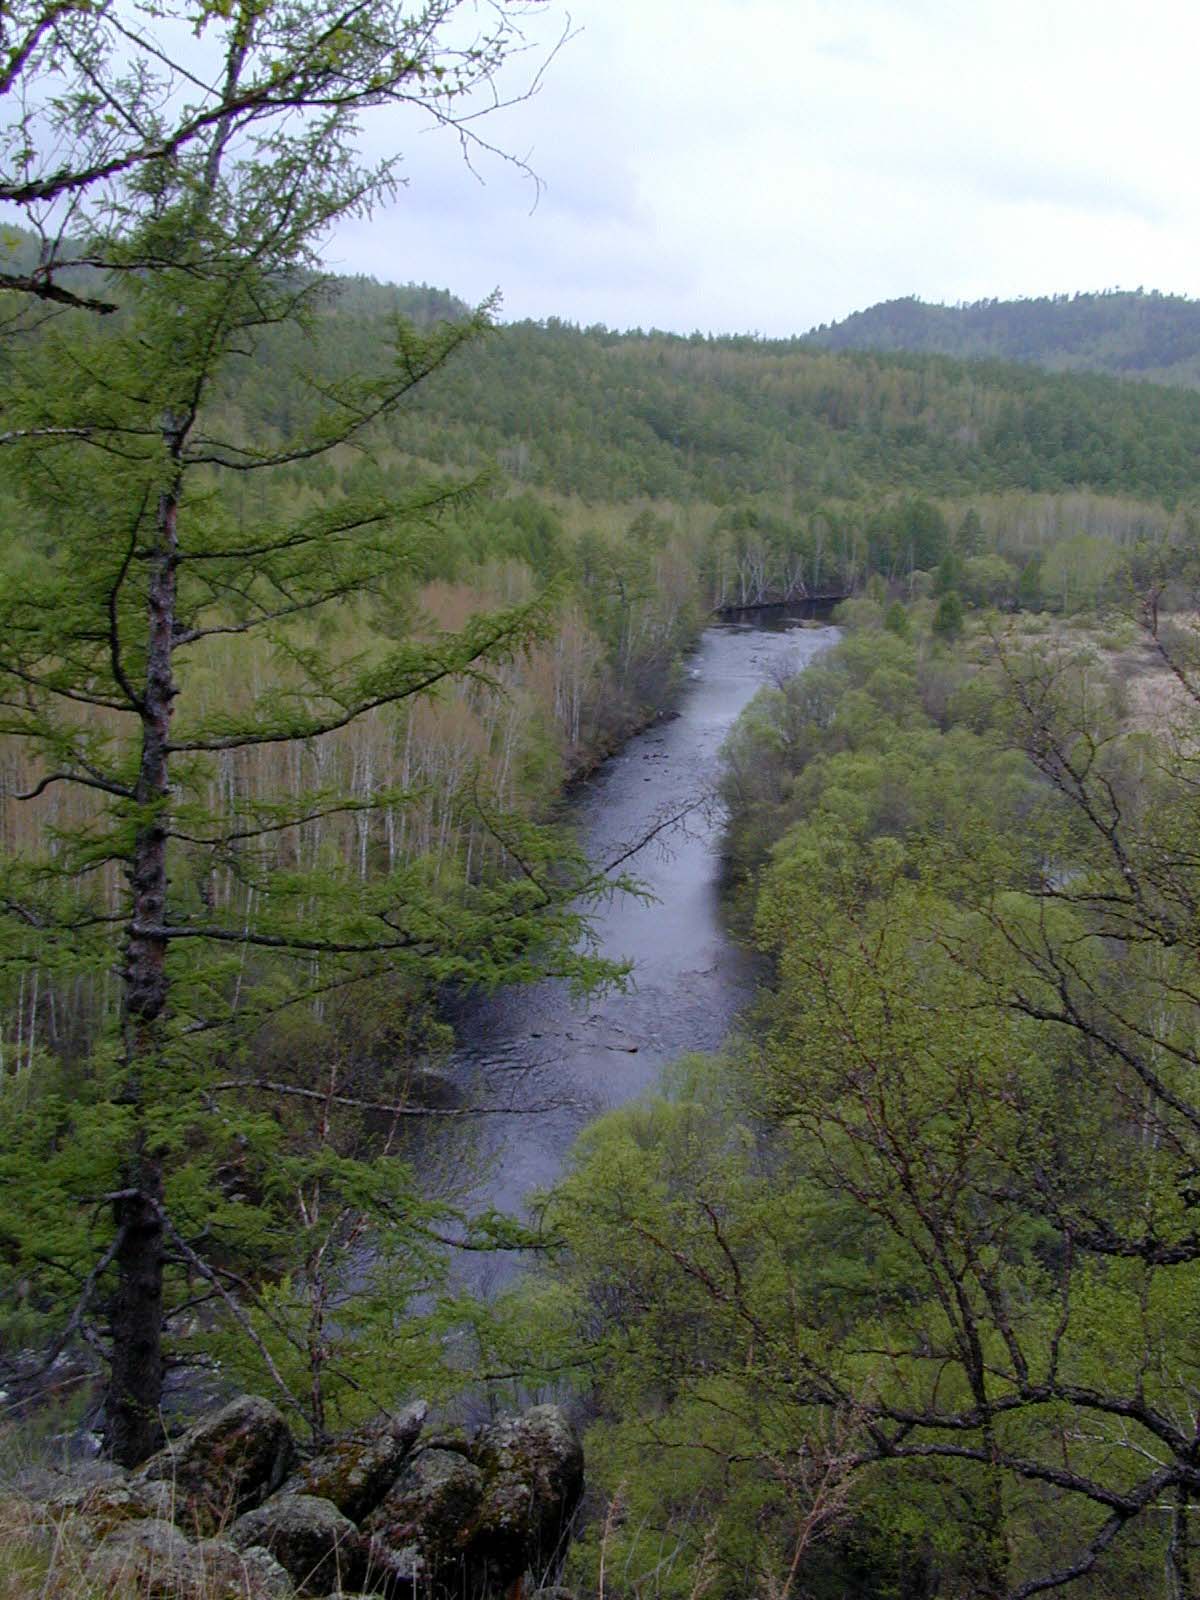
[931,588,965,640]
[1017,550,1045,611]
[802,288,1200,388]
[526,621,1200,1597]
[0,1,638,1459]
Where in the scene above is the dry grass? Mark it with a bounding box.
[994,608,1191,736]
[0,1496,102,1600]
[0,1490,298,1600]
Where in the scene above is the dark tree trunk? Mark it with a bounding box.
[105,1176,167,1465]
[103,463,181,1466]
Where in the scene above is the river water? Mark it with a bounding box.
[439,618,837,1293]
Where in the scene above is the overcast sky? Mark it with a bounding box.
[328,0,1200,337]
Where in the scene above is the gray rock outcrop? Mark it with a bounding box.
[282,1402,427,1523]
[50,1473,176,1534]
[363,1447,485,1591]
[32,1393,582,1600]
[137,1395,297,1536]
[464,1407,584,1591]
[231,1492,365,1595]
[86,1516,195,1594]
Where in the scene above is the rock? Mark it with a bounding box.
[137,1395,297,1537]
[465,1407,584,1587]
[14,1458,126,1499]
[361,1410,583,1598]
[282,1402,427,1522]
[85,1517,297,1598]
[362,1448,484,1592]
[230,1493,364,1595]
[85,1516,195,1595]
[49,1474,176,1535]
[192,1540,298,1599]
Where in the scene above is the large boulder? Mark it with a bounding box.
[49,1474,176,1536]
[85,1516,196,1596]
[362,1447,484,1594]
[230,1493,365,1595]
[362,1409,583,1599]
[282,1402,427,1522]
[464,1407,584,1588]
[85,1516,297,1598]
[137,1395,297,1536]
[192,1540,297,1599]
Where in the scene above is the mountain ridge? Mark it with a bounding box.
[800,288,1200,386]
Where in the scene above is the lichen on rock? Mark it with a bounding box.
[282,1402,427,1523]
[136,1395,297,1537]
[230,1492,364,1595]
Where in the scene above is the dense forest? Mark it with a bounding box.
[509,598,1200,1600]
[6,6,1200,1595]
[802,289,1200,388]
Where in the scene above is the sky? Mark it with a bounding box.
[325,0,1200,338]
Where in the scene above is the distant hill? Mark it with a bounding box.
[802,291,1200,388]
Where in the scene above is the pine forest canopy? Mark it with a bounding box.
[201,275,1200,508]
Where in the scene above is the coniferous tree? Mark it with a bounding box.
[0,0,608,1466]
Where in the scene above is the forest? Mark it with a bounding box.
[5,3,1200,1596]
[802,289,1200,388]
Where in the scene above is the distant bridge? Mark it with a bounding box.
[712,591,849,619]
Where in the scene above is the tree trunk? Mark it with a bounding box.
[105,1176,167,1465]
[104,461,181,1465]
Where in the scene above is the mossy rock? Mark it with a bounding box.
[137,1396,297,1537]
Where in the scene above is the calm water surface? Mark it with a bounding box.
[438,620,836,1290]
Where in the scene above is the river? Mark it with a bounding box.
[439,616,837,1294]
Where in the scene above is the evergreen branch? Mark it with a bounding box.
[171,578,367,648]
[135,920,425,955]
[168,793,414,846]
[0,425,159,454]
[0,663,145,712]
[3,1227,126,1391]
[0,269,117,313]
[152,1202,306,1424]
[181,360,462,470]
[180,960,391,1034]
[169,609,543,752]
[172,482,466,564]
[107,510,147,712]
[6,768,135,801]
[0,3,77,96]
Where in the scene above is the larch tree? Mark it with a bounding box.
[0,0,610,1468]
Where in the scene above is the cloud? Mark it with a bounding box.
[325,0,1200,335]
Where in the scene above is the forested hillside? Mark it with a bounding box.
[324,282,1200,501]
[802,289,1200,387]
[204,272,1200,614]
